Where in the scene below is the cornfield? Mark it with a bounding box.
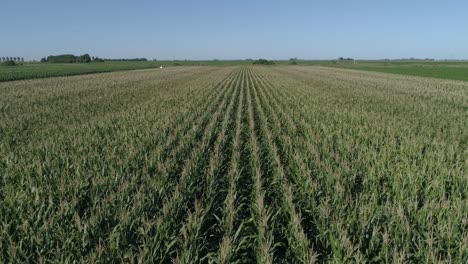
[0,66,467,263]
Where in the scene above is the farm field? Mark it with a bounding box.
[310,60,468,82]
[3,60,468,83]
[0,60,254,82]
[0,61,169,82]
[0,66,467,262]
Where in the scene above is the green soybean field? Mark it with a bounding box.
[0,66,467,263]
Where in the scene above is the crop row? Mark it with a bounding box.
[0,66,466,262]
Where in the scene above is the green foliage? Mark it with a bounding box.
[292,60,468,82]
[80,54,92,63]
[338,57,354,61]
[46,54,92,63]
[339,62,468,81]
[0,60,259,82]
[253,59,275,65]
[1,66,466,262]
[1,60,16,66]
[0,61,165,82]
[104,58,148,61]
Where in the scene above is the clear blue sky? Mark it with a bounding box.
[2,0,468,60]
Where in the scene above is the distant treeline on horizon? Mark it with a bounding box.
[5,54,468,63]
[40,54,148,63]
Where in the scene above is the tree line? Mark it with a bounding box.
[39,54,148,63]
[40,54,94,63]
[1,57,24,62]
[253,59,275,65]
[103,58,148,61]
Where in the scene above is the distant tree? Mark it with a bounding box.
[21,57,24,62]
[0,57,4,62]
[289,57,299,65]
[338,57,354,61]
[93,57,104,62]
[79,54,91,63]
[253,59,275,65]
[40,57,47,63]
[47,54,93,63]
[105,58,148,62]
